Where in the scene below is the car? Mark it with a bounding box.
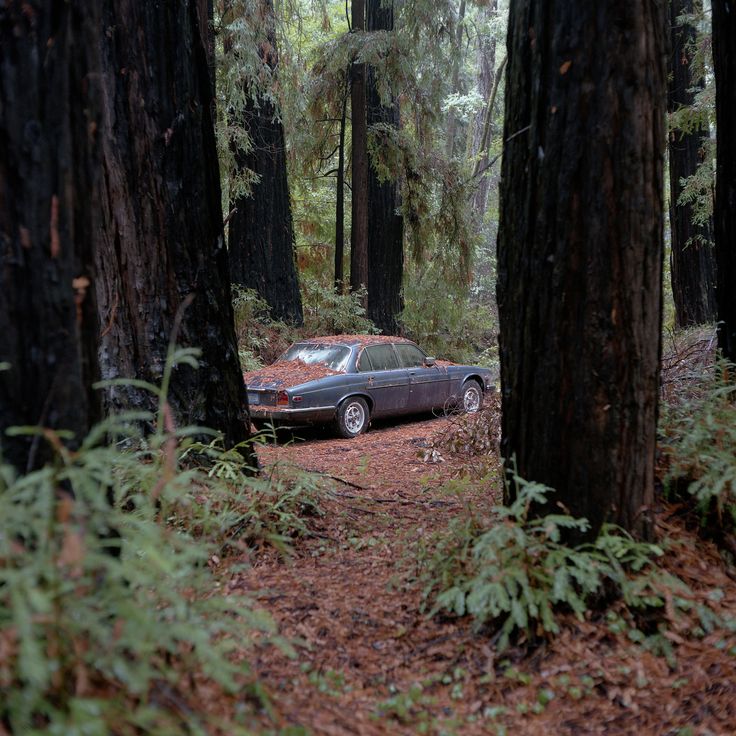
[243,335,495,438]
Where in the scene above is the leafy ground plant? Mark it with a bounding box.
[661,360,736,537]
[421,476,689,650]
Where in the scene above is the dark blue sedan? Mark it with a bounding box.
[244,335,495,438]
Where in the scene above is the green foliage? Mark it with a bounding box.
[400,265,494,362]
[0,422,279,734]
[232,284,296,367]
[662,362,736,534]
[300,275,377,335]
[421,477,681,651]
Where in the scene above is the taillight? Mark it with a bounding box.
[277,390,289,406]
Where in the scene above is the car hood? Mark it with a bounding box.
[244,359,342,390]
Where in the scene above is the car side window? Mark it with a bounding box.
[364,345,400,371]
[395,344,426,368]
[357,350,373,372]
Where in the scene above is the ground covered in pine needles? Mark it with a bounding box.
[221,387,736,734]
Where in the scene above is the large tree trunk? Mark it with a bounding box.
[497,1,668,538]
[713,0,736,362]
[94,0,249,449]
[227,0,303,326]
[366,0,403,335]
[350,0,370,296]
[335,76,348,292]
[0,2,101,472]
[668,0,716,327]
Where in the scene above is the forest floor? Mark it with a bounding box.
[224,407,736,735]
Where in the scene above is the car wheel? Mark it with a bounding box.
[461,380,483,414]
[336,397,369,438]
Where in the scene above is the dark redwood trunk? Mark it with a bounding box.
[335,77,348,292]
[366,0,403,335]
[497,1,668,538]
[0,2,101,472]
[668,0,716,327]
[350,0,369,296]
[227,0,303,326]
[94,0,249,449]
[713,0,736,363]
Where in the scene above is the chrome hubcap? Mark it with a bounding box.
[344,402,365,433]
[463,386,481,413]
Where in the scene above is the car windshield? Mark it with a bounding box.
[280,343,351,372]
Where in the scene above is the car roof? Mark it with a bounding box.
[296,334,416,348]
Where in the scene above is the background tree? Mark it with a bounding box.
[497,0,668,538]
[94,0,249,448]
[0,2,101,472]
[224,0,304,325]
[712,0,736,362]
[366,0,404,334]
[668,0,716,327]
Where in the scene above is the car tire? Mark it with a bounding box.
[336,397,369,438]
[461,380,483,414]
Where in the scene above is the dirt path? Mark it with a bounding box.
[228,414,736,735]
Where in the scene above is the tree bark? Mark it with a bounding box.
[713,0,736,362]
[227,0,303,326]
[0,1,101,472]
[350,0,370,297]
[335,75,348,292]
[94,0,249,449]
[668,0,716,327]
[365,0,403,335]
[497,0,668,538]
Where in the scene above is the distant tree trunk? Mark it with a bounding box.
[0,2,101,473]
[497,1,667,538]
[335,75,348,292]
[445,0,467,160]
[668,0,716,327]
[227,0,303,326]
[350,0,370,296]
[94,0,249,449]
[366,0,403,335]
[470,0,499,217]
[712,0,736,363]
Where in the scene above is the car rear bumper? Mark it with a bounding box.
[248,404,336,425]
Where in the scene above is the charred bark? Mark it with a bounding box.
[335,75,348,292]
[350,0,370,296]
[0,2,101,472]
[712,0,736,362]
[227,0,303,326]
[497,1,668,538]
[668,0,716,327]
[94,0,249,449]
[366,0,403,335]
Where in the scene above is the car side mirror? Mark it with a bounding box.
[424,357,436,367]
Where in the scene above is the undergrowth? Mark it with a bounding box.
[0,347,326,734]
[419,476,700,652]
[660,360,736,538]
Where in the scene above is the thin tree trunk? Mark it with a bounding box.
[0,2,101,472]
[227,0,303,325]
[94,0,249,450]
[445,0,467,160]
[350,0,369,296]
[668,0,716,326]
[366,0,403,334]
[498,0,668,538]
[713,0,736,362]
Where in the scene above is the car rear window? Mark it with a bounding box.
[395,343,426,368]
[280,343,351,371]
[364,344,400,371]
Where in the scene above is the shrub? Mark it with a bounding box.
[421,476,683,650]
[300,276,377,336]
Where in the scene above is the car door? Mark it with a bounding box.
[358,344,410,416]
[395,343,451,412]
